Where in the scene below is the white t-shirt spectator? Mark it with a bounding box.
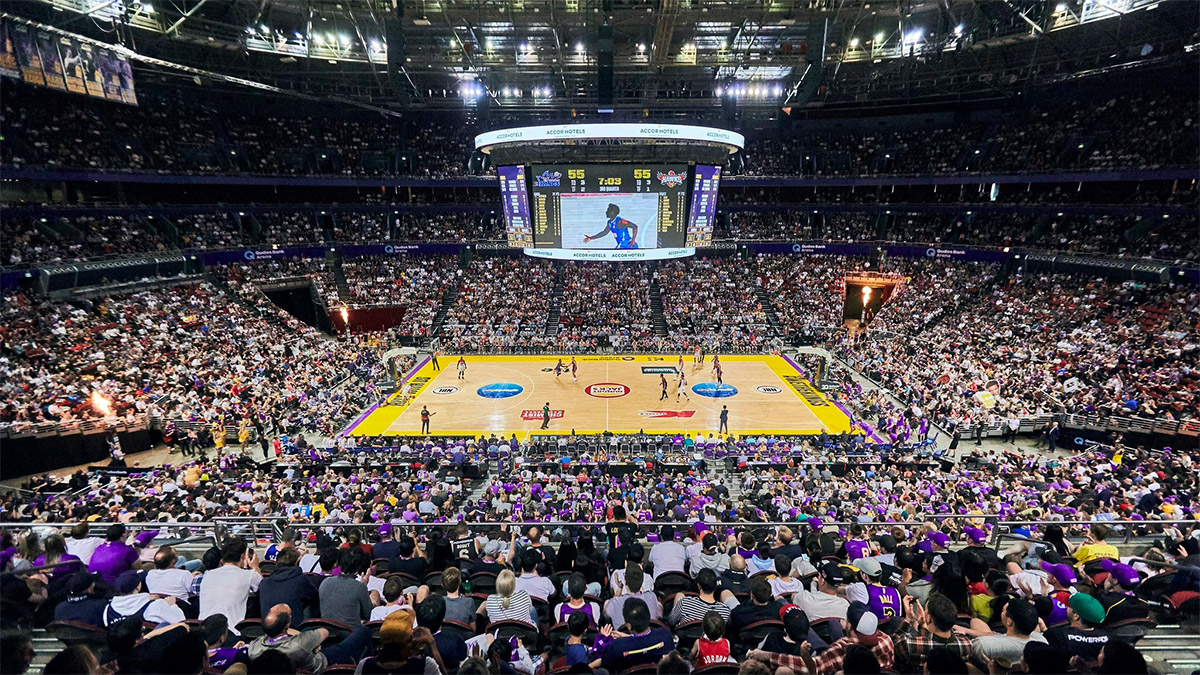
[199,564,262,633]
[145,567,195,600]
[67,537,105,565]
[514,573,555,601]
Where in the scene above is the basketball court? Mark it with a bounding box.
[343,354,853,438]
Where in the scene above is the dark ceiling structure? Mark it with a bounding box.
[5,0,1197,115]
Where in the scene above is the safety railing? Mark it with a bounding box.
[4,519,1193,550]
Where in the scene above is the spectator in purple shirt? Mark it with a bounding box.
[32,534,83,578]
[87,524,140,585]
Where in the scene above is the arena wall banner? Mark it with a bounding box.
[744,242,1012,264]
[199,243,466,265]
[0,18,137,105]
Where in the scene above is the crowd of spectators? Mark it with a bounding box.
[557,263,655,352]
[656,258,772,353]
[440,257,554,352]
[341,254,452,342]
[0,280,383,439]
[0,432,1195,674]
[4,85,1196,180]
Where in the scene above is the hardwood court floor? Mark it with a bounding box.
[344,354,852,438]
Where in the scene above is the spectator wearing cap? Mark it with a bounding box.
[756,603,832,658]
[1044,593,1111,665]
[730,577,784,634]
[257,546,318,628]
[963,528,1001,569]
[372,524,401,561]
[751,601,895,674]
[793,562,851,622]
[601,597,674,672]
[474,539,508,576]
[103,569,186,628]
[670,567,733,626]
[846,557,903,624]
[844,524,872,561]
[87,524,139,585]
[690,532,731,577]
[894,593,973,672]
[53,572,107,626]
[968,598,1047,669]
[199,538,262,633]
[648,525,687,581]
[1096,560,1151,625]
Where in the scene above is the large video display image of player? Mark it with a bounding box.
[530,164,688,249]
[564,194,659,250]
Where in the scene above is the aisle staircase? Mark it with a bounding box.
[544,264,565,338]
[428,283,459,342]
[331,256,351,303]
[754,284,786,341]
[650,278,668,337]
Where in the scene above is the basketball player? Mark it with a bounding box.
[693,345,702,365]
[676,371,691,402]
[677,352,684,373]
[714,359,723,384]
[554,359,564,379]
[457,356,467,380]
[659,374,669,401]
[570,357,578,382]
[583,204,640,249]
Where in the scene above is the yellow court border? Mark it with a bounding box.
[344,354,852,437]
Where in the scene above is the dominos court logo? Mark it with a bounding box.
[756,385,782,394]
[693,383,738,398]
[657,170,685,187]
[431,386,459,395]
[477,383,524,399]
[586,382,630,398]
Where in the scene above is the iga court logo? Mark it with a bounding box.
[534,170,562,187]
[585,382,630,398]
[657,170,685,187]
[477,383,524,399]
[639,410,696,418]
[692,383,738,398]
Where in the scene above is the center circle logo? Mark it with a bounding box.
[477,383,523,399]
[756,385,782,394]
[432,386,459,395]
[692,383,739,398]
[586,382,631,398]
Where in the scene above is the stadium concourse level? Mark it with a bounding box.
[2,206,1195,268]
[1,430,1198,673]
[2,85,1198,179]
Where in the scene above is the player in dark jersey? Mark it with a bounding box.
[570,357,578,382]
[554,359,564,379]
[583,203,640,249]
[659,374,669,401]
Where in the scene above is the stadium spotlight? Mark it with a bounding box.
[1056,2,1067,11]
[143,3,153,12]
[370,40,381,50]
[520,42,530,51]
[875,32,885,43]
[503,87,512,96]
[314,34,325,44]
[954,24,965,35]
[715,86,723,96]
[904,30,923,45]
[260,24,269,32]
[576,42,585,51]
[850,37,860,48]
[339,34,350,46]
[773,85,782,96]
[638,43,646,52]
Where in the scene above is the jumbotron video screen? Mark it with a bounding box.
[495,164,721,252]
